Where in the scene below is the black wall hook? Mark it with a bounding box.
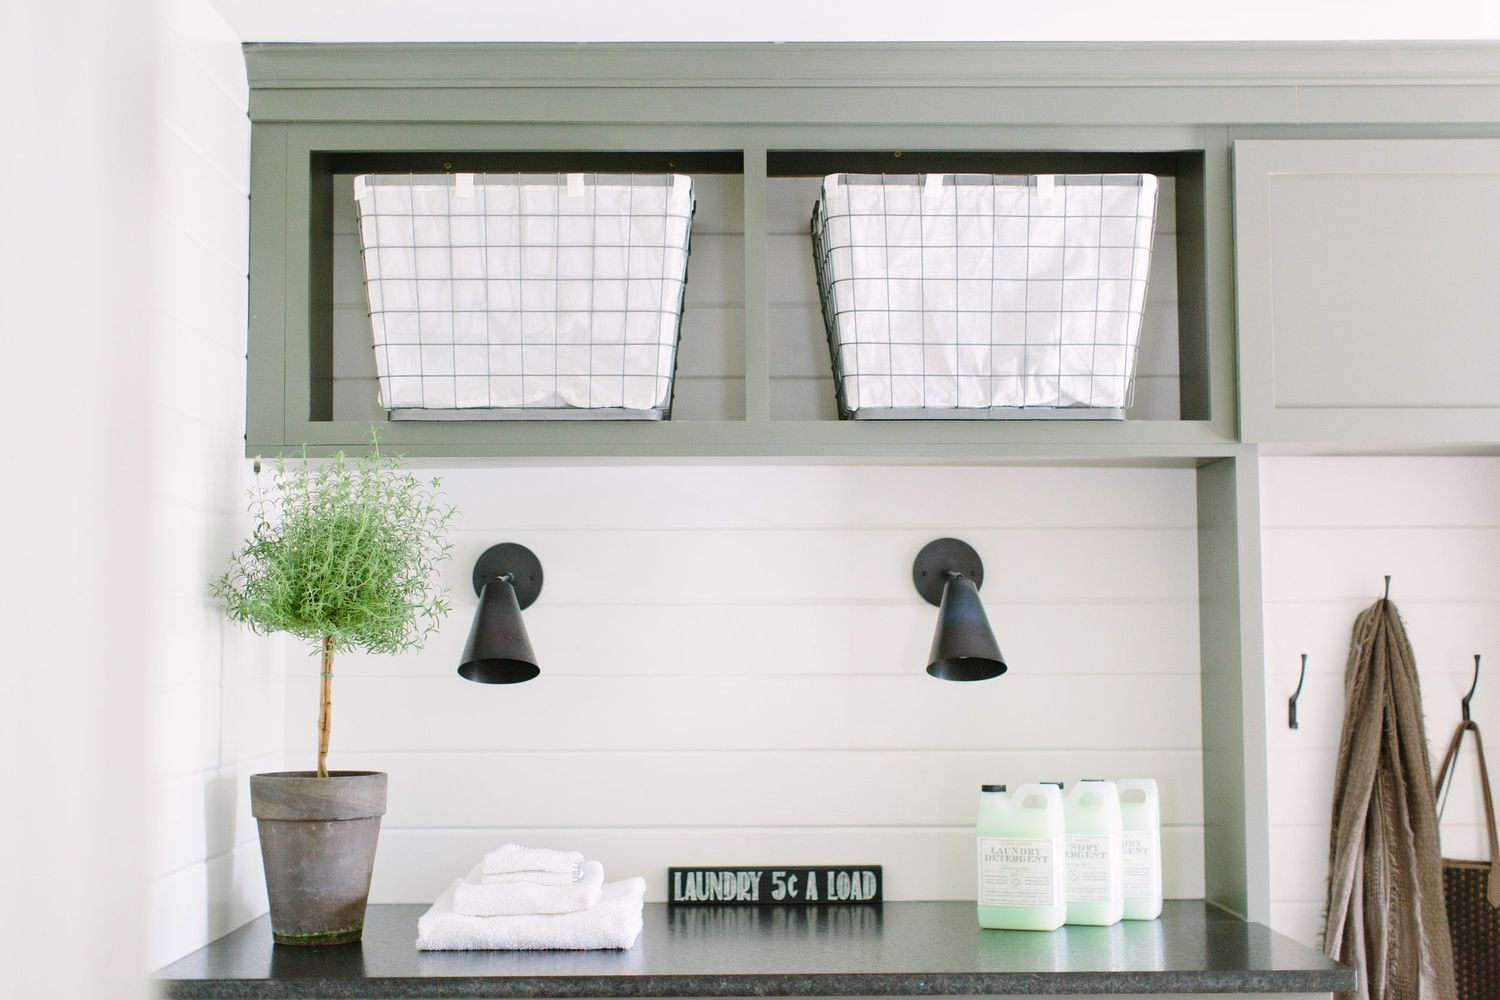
[1463,654,1482,723]
[1289,654,1308,730]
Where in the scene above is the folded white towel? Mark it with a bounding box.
[480,869,582,887]
[454,860,604,917]
[417,877,647,951]
[483,844,585,877]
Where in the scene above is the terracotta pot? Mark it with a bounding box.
[249,771,387,946]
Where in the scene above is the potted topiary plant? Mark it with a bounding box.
[213,440,454,945]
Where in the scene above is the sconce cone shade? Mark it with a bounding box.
[913,538,1007,682]
[927,574,1008,682]
[458,579,541,684]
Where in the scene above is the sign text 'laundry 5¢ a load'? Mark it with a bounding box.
[667,866,882,905]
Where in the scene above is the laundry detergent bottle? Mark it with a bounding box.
[1117,778,1163,920]
[976,783,1066,931]
[1063,780,1124,926]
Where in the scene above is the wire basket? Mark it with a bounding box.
[812,173,1159,420]
[353,172,694,420]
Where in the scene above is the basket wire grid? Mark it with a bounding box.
[353,172,694,420]
[812,173,1159,420]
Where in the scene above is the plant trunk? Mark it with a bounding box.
[318,634,334,778]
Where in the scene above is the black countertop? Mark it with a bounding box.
[156,901,1355,998]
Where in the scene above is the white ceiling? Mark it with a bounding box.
[210,0,1500,44]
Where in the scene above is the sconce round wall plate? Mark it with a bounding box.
[912,537,985,606]
[472,543,543,609]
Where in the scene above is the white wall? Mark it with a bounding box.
[1260,457,1500,948]
[0,2,158,998]
[291,464,1208,903]
[143,0,284,970]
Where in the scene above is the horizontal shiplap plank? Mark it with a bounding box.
[1261,458,1500,528]
[1263,601,1500,679]
[285,673,1202,754]
[1265,666,1497,751]
[414,464,1197,528]
[1269,740,1497,829]
[150,679,283,783]
[157,223,249,353]
[159,0,247,117]
[1261,527,1500,603]
[146,842,267,971]
[324,599,1201,679]
[363,748,1202,829]
[152,410,251,515]
[1270,820,1500,904]
[160,128,249,272]
[159,33,251,188]
[368,826,1205,905]
[148,754,279,881]
[429,526,1198,605]
[153,316,247,434]
[148,498,245,603]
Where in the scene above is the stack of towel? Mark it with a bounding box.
[417,845,646,951]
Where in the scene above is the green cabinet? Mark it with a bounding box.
[240,41,1500,927]
[1234,138,1500,447]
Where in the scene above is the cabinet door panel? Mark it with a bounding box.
[1235,139,1500,445]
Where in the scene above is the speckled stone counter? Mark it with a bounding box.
[155,900,1354,999]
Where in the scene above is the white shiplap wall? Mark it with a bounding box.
[145,0,285,969]
[1260,457,1500,949]
[284,464,1207,904]
[330,173,1178,421]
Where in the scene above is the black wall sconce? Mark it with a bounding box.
[912,538,1007,682]
[458,543,543,684]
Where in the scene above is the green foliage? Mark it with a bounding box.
[213,438,456,655]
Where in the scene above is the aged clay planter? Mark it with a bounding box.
[249,771,387,946]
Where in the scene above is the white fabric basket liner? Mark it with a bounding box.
[353,173,694,418]
[813,173,1159,417]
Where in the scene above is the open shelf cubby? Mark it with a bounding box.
[764,150,1207,424]
[313,150,746,426]
[260,138,1228,461]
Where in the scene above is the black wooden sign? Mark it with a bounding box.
[667,866,882,905]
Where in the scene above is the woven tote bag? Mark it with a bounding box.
[1434,719,1500,1000]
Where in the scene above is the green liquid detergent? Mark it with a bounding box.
[976,783,1066,931]
[1118,778,1163,920]
[1064,780,1124,926]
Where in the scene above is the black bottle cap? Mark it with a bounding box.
[981,784,1007,793]
[1042,781,1065,789]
